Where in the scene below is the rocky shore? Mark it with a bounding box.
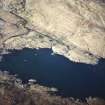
[0,0,105,64]
[0,0,105,104]
[0,70,105,105]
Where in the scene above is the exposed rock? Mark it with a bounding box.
[1,0,105,64]
[4,31,99,64]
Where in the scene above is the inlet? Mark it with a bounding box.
[0,48,105,100]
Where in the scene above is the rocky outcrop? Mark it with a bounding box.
[0,0,105,64]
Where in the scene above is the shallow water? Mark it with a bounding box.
[0,48,105,99]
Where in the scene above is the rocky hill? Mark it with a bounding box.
[0,0,105,64]
[0,1,105,104]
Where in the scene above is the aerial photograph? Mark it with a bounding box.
[0,0,105,105]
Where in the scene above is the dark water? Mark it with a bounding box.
[0,48,105,99]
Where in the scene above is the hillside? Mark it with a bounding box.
[0,0,105,64]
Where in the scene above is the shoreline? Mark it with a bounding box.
[0,70,105,105]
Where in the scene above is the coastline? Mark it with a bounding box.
[0,70,105,105]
